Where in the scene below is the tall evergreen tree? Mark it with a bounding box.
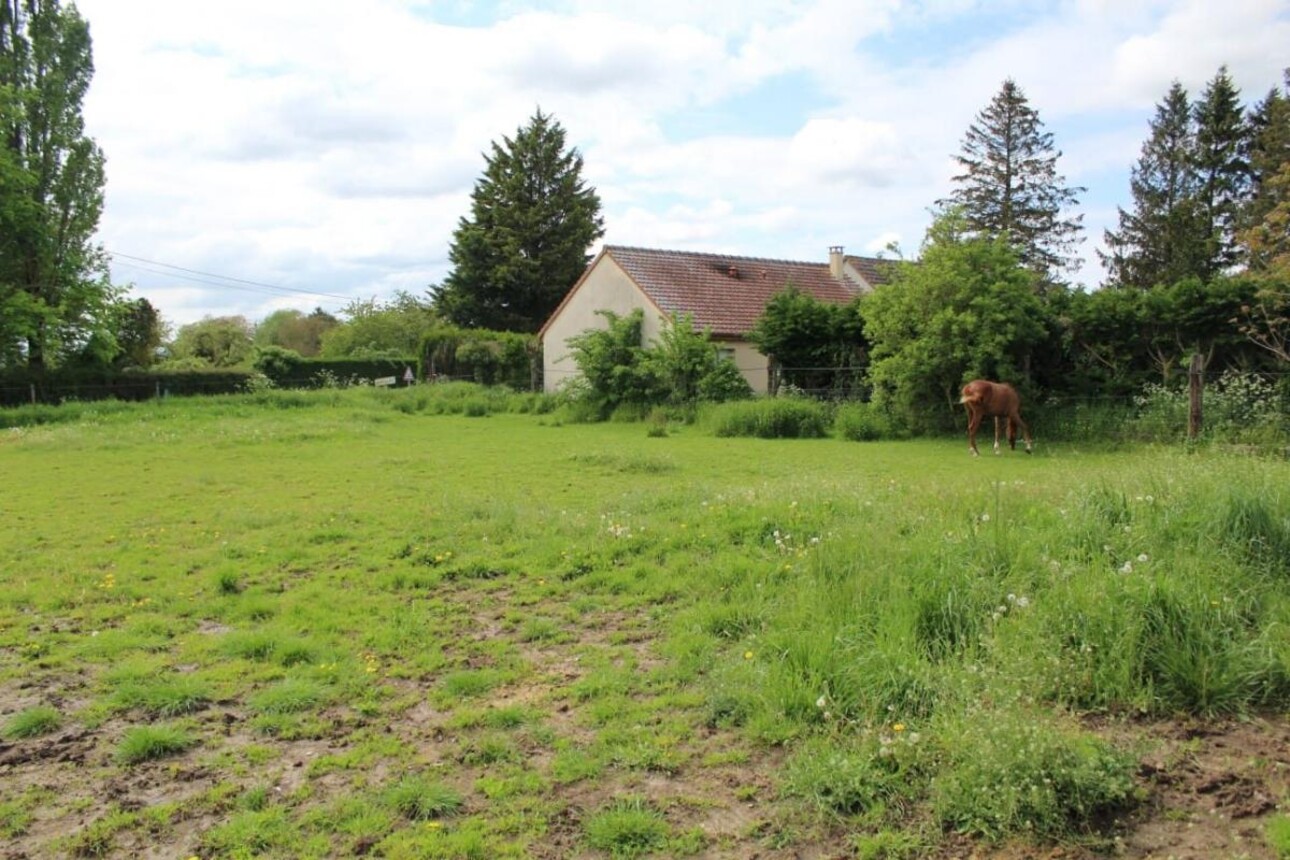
[1193,66,1250,276]
[941,79,1085,283]
[435,109,604,332]
[0,0,109,370]
[1240,69,1290,275]
[1101,82,1207,288]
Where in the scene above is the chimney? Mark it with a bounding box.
[828,246,844,279]
[727,265,739,279]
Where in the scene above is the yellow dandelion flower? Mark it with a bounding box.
[892,723,905,732]
[743,650,754,660]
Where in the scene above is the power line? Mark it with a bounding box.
[106,250,355,303]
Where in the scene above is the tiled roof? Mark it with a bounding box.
[602,246,892,338]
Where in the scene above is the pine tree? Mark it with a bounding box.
[1239,69,1290,275]
[435,109,604,332]
[1101,82,1207,288]
[1193,66,1250,277]
[0,0,109,370]
[941,79,1085,282]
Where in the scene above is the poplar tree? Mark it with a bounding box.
[435,110,604,333]
[1101,82,1207,288]
[941,79,1085,283]
[0,0,110,370]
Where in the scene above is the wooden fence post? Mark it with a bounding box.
[1188,353,1204,440]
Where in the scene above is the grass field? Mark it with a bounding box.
[1,387,1289,859]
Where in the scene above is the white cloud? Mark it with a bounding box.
[70,0,1290,325]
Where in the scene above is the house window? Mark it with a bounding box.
[716,347,736,365]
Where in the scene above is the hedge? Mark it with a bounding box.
[260,357,419,388]
[0,369,255,407]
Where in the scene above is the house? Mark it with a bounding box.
[538,245,894,394]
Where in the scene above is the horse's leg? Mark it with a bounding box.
[1006,416,1017,450]
[993,416,1002,454]
[967,408,982,456]
[1014,411,1033,454]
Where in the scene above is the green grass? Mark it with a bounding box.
[3,705,61,739]
[1267,814,1290,858]
[116,724,197,765]
[1,386,1288,858]
[383,775,465,821]
[583,797,671,857]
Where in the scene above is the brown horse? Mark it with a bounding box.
[960,379,1032,457]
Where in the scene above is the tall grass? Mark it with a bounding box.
[704,397,832,438]
[3,397,1289,856]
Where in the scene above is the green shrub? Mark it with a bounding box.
[250,345,304,378]
[835,402,896,441]
[709,398,831,438]
[696,359,754,402]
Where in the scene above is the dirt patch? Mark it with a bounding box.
[1114,716,1290,860]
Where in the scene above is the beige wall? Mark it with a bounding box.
[542,257,667,393]
[716,338,771,394]
[542,257,777,395]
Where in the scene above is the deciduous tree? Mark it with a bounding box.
[167,315,254,367]
[112,296,165,367]
[319,292,434,358]
[862,209,1048,432]
[255,307,337,357]
[0,0,110,370]
[747,286,866,395]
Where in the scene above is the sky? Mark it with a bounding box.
[74,0,1290,328]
